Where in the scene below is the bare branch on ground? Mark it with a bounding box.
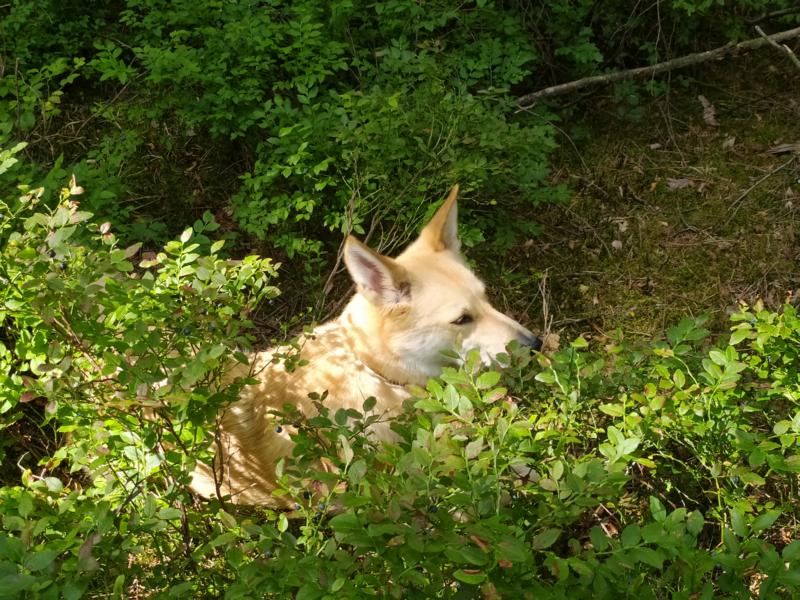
[755,25,800,71]
[517,26,800,108]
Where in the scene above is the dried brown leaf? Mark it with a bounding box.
[698,95,719,127]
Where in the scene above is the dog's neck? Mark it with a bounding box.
[357,359,408,388]
[338,296,431,388]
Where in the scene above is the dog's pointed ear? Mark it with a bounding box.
[418,184,460,253]
[344,236,410,306]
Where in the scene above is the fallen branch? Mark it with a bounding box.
[756,25,800,71]
[517,26,800,108]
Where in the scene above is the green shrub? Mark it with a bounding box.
[5,0,797,265]
[2,158,798,597]
[0,161,278,597]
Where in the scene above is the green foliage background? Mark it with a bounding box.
[1,0,800,598]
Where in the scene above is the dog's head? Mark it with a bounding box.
[343,185,541,384]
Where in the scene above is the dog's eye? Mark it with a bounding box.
[451,314,473,326]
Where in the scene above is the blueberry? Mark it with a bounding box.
[428,505,438,513]
[59,262,67,270]
[181,327,192,335]
[48,250,56,258]
[302,491,311,500]
[275,425,283,433]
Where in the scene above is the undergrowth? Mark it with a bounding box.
[1,162,799,598]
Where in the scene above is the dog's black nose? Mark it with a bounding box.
[521,333,542,352]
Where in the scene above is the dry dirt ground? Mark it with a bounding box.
[495,55,800,348]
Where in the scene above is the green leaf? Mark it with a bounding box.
[17,492,33,518]
[672,369,685,388]
[620,524,640,547]
[730,509,748,537]
[476,371,501,390]
[729,328,750,345]
[329,513,361,535]
[444,545,488,566]
[708,349,727,366]
[751,510,780,533]
[453,569,486,584]
[783,540,800,562]
[414,399,443,412]
[571,336,588,349]
[589,526,608,552]
[24,549,57,571]
[338,434,354,465]
[738,470,765,486]
[158,507,182,520]
[631,547,664,569]
[464,437,483,460]
[210,532,238,547]
[532,528,561,550]
[599,403,624,417]
[277,514,288,533]
[686,511,705,536]
[296,583,323,600]
[63,581,87,600]
[649,496,666,523]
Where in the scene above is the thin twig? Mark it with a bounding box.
[321,189,357,298]
[518,25,800,107]
[755,25,800,70]
[724,157,797,226]
[538,270,553,340]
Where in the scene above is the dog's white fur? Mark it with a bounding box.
[190,185,539,506]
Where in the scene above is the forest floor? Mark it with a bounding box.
[487,54,800,350]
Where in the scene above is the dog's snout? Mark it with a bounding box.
[520,332,542,351]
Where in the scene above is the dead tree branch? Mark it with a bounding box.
[756,25,800,71]
[517,26,800,108]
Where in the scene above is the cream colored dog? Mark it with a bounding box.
[191,185,540,506]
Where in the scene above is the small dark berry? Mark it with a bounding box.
[48,250,56,258]
[59,262,67,270]
[302,491,311,500]
[294,503,301,510]
[181,327,192,335]
[275,426,283,433]
[428,505,438,513]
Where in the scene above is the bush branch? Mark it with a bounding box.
[517,26,800,107]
